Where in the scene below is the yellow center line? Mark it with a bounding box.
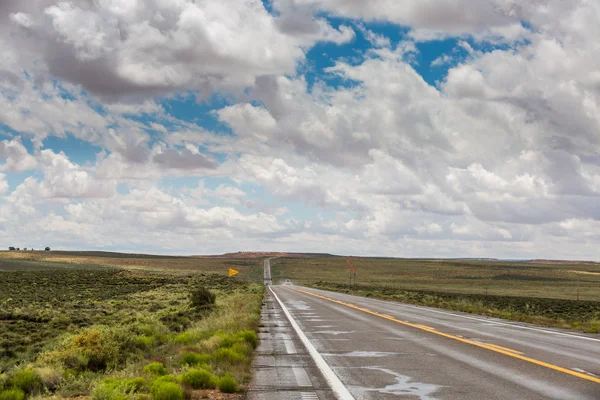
[485,343,523,355]
[288,287,600,384]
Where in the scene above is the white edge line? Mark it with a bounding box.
[306,287,600,343]
[269,286,355,400]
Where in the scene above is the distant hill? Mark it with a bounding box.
[530,259,599,265]
[193,251,339,259]
[40,250,187,259]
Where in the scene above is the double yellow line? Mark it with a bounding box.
[289,287,600,384]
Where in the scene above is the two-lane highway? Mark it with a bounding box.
[270,284,600,399]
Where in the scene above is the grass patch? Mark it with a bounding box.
[0,389,25,400]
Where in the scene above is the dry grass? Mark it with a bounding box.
[270,257,600,301]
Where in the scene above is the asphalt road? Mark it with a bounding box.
[271,284,600,400]
[264,258,272,285]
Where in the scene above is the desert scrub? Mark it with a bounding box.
[91,377,147,400]
[179,368,215,389]
[0,267,189,372]
[189,286,216,311]
[142,362,166,377]
[3,271,262,399]
[150,380,184,400]
[216,374,238,393]
[180,352,210,367]
[10,370,42,395]
[38,325,148,372]
[0,389,25,400]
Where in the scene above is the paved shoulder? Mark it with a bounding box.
[248,287,335,400]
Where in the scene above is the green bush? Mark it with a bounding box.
[217,333,237,348]
[92,377,147,400]
[217,374,237,393]
[235,330,258,349]
[135,336,155,350]
[151,375,176,385]
[179,369,215,389]
[212,347,245,364]
[71,328,119,371]
[0,389,25,400]
[11,369,42,394]
[104,377,147,392]
[143,362,166,376]
[189,286,216,311]
[150,381,184,400]
[180,352,210,366]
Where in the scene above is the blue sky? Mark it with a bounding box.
[1,1,599,259]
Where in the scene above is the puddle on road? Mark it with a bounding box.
[314,325,334,328]
[327,351,398,357]
[359,367,441,399]
[286,300,312,310]
[311,330,353,335]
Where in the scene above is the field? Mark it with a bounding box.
[2,250,599,399]
[0,251,265,276]
[269,257,600,333]
[269,257,600,301]
[0,252,264,399]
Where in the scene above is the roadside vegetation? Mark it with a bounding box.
[0,260,263,399]
[267,257,600,333]
[311,282,600,333]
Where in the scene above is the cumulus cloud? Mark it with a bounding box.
[1,0,600,258]
[1,0,353,100]
[292,0,528,40]
[20,150,116,198]
[0,173,8,195]
[0,138,37,171]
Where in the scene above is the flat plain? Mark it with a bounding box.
[1,250,599,399]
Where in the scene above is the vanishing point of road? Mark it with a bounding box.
[250,282,600,399]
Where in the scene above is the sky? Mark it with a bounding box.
[1,0,600,259]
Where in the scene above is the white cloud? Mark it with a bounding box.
[0,138,37,171]
[2,0,353,100]
[1,0,600,258]
[430,54,453,67]
[292,0,527,40]
[20,150,116,198]
[0,173,8,195]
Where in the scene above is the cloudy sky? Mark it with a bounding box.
[1,0,599,258]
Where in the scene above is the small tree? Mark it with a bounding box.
[45,247,50,251]
[8,247,15,251]
[189,286,216,311]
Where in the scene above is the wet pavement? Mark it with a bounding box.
[247,288,335,400]
[270,285,600,400]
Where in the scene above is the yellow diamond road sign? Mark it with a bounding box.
[228,268,239,277]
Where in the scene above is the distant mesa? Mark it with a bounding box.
[193,251,337,259]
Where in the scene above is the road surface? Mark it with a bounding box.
[253,284,600,399]
[264,258,272,285]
